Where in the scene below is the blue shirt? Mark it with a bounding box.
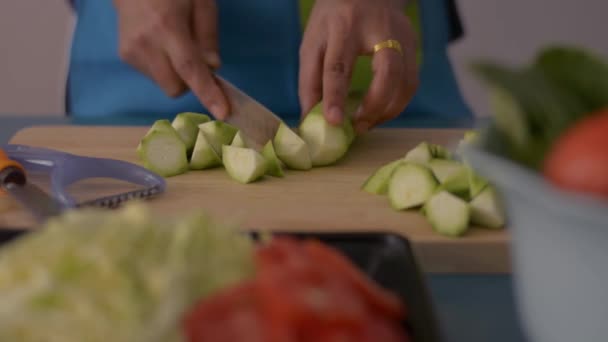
[66,0,472,126]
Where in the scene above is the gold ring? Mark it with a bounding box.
[373,39,403,55]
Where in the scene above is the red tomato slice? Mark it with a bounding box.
[255,237,301,266]
[183,282,270,342]
[184,237,410,342]
[256,257,368,328]
[299,325,362,342]
[302,239,406,319]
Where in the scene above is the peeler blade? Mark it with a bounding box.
[77,184,165,209]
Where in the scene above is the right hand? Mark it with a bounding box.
[113,0,229,119]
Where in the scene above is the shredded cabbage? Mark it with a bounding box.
[0,202,256,342]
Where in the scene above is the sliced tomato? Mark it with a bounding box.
[302,239,406,319]
[255,237,300,266]
[256,257,368,328]
[298,325,362,342]
[183,282,271,342]
[183,237,410,342]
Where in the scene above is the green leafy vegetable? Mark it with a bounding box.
[471,61,588,169]
[534,46,608,111]
[0,203,255,342]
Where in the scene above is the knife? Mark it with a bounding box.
[0,148,63,223]
[215,75,284,151]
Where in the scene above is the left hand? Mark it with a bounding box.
[299,0,419,133]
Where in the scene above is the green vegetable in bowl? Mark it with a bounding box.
[534,46,608,111]
[471,62,588,170]
[470,45,608,171]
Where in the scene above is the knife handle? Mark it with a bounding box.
[0,148,26,189]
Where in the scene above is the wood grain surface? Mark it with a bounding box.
[2,125,511,273]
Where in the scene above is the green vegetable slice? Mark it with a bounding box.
[430,144,452,159]
[230,131,247,148]
[136,120,189,177]
[470,186,506,229]
[198,121,239,157]
[273,123,312,170]
[190,130,222,169]
[171,112,210,154]
[222,145,267,184]
[424,191,471,237]
[261,141,285,178]
[427,159,466,183]
[404,142,433,164]
[299,104,355,167]
[362,159,404,195]
[388,163,438,210]
[467,165,489,198]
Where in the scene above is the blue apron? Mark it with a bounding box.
[66,0,472,125]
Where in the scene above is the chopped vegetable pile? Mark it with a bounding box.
[362,133,506,237]
[136,106,507,236]
[137,98,358,183]
[0,203,411,341]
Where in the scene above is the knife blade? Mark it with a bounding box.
[1,181,64,223]
[215,76,283,150]
[0,149,63,223]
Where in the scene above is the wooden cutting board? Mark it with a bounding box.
[2,125,510,273]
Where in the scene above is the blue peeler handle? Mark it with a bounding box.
[3,144,166,208]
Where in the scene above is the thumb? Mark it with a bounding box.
[193,0,220,69]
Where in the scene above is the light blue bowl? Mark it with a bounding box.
[462,139,608,342]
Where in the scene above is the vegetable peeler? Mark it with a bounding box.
[0,144,166,223]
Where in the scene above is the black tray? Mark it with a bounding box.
[0,229,441,342]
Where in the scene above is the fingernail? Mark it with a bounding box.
[328,106,343,125]
[204,52,221,70]
[210,104,224,120]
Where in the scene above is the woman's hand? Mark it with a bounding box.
[299,0,419,133]
[113,0,229,119]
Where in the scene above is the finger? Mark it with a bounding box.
[193,0,221,69]
[118,33,187,97]
[161,18,229,119]
[383,52,419,125]
[322,20,357,125]
[354,47,404,133]
[298,27,324,117]
[140,44,188,97]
